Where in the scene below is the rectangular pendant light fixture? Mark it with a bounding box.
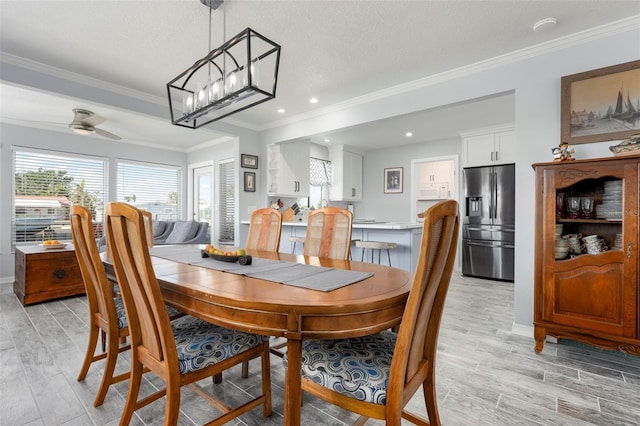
[167,26,281,129]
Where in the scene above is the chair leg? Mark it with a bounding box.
[422,376,441,426]
[93,331,120,407]
[241,360,249,378]
[261,342,272,416]
[164,375,182,426]
[77,324,100,381]
[387,248,392,266]
[119,361,144,426]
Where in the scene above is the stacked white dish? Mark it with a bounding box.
[613,233,623,251]
[555,236,569,259]
[596,181,622,220]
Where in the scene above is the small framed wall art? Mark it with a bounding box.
[384,167,403,194]
[244,172,256,192]
[241,154,259,169]
[561,60,640,145]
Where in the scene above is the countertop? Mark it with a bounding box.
[241,221,422,230]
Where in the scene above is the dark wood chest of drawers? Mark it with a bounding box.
[13,245,85,305]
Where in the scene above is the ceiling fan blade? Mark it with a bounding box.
[72,108,104,127]
[82,113,105,127]
[94,127,122,140]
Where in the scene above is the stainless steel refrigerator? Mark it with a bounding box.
[462,164,515,282]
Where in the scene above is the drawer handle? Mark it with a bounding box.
[53,269,66,279]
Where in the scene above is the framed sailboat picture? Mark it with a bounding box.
[561,60,640,145]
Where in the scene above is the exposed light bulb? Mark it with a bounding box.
[210,81,220,101]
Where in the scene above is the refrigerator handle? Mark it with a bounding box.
[489,171,494,219]
[493,173,498,219]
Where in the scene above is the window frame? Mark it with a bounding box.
[12,146,108,247]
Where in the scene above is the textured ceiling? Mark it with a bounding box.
[0,1,638,150]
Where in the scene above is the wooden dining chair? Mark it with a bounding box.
[105,202,272,426]
[246,208,282,251]
[70,204,132,407]
[71,205,183,407]
[291,199,459,426]
[304,207,353,260]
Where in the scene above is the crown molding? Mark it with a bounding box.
[261,15,640,131]
[0,52,167,107]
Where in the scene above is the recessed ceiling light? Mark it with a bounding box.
[405,132,413,137]
[324,138,330,143]
[277,108,286,113]
[309,97,319,104]
[533,17,557,32]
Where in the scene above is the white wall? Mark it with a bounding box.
[0,123,187,281]
[261,24,640,331]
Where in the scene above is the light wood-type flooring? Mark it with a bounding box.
[2,273,640,425]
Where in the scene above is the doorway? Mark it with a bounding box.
[192,165,213,239]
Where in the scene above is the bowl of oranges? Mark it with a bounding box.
[201,245,251,264]
[39,239,66,250]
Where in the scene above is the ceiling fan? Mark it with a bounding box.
[68,108,121,140]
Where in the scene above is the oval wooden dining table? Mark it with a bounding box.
[104,246,412,426]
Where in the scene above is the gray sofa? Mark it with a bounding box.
[153,220,209,245]
[98,220,209,252]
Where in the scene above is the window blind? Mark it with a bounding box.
[117,160,181,221]
[13,148,106,245]
[218,160,235,243]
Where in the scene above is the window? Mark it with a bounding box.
[218,159,235,243]
[309,157,331,209]
[117,160,181,221]
[13,148,106,245]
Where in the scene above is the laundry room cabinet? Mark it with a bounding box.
[532,154,639,355]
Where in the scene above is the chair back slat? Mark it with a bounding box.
[106,202,176,365]
[304,207,353,260]
[387,200,459,407]
[141,210,154,247]
[246,208,282,252]
[70,205,117,327]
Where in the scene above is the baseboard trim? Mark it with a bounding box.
[511,322,533,338]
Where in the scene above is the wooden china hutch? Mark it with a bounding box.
[533,154,639,355]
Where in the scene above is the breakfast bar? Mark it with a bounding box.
[240,220,423,272]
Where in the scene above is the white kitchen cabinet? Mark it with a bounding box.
[416,160,453,200]
[329,145,362,201]
[461,126,515,167]
[267,141,310,197]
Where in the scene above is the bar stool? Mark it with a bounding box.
[356,240,398,266]
[288,235,305,253]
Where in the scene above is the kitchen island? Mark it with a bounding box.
[240,220,423,272]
